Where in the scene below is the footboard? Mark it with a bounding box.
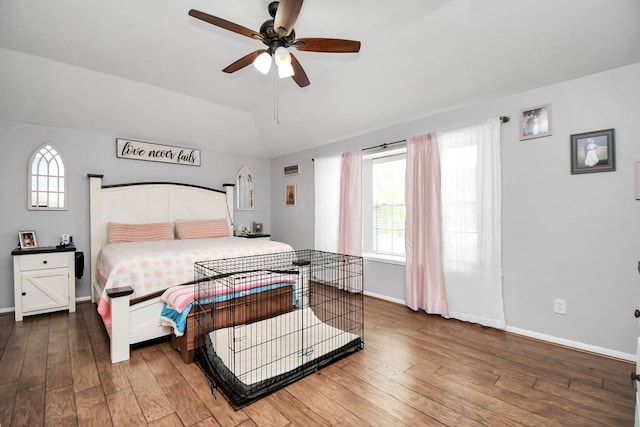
[172,286,294,363]
[105,287,172,363]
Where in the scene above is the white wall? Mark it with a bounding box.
[0,120,272,310]
[270,63,640,358]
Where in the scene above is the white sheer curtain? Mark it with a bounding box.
[404,133,449,315]
[315,152,363,292]
[314,155,341,252]
[439,118,505,328]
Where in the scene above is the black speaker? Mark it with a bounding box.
[75,251,85,279]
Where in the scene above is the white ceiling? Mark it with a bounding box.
[1,0,639,158]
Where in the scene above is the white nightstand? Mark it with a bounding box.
[11,246,76,321]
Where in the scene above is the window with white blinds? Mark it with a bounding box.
[372,153,406,256]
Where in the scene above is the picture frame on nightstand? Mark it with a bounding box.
[18,230,38,249]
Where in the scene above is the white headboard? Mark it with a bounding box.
[88,174,234,301]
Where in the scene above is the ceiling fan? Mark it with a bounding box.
[188,0,361,88]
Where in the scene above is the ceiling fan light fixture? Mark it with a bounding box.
[253,51,272,74]
[188,3,361,88]
[274,46,291,66]
[278,62,295,78]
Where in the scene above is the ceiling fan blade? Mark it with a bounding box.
[189,9,262,41]
[289,53,310,87]
[222,50,265,73]
[273,0,303,37]
[293,38,361,53]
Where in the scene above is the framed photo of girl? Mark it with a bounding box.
[570,128,615,174]
[18,230,38,249]
[520,103,552,140]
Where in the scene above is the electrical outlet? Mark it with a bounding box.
[554,299,566,315]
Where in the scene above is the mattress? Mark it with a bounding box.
[201,307,363,406]
[96,237,294,325]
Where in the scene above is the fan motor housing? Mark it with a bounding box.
[259,19,296,53]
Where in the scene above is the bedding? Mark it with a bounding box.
[96,236,294,326]
[159,270,297,336]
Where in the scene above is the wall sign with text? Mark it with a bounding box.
[116,138,201,166]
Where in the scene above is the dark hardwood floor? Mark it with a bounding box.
[0,297,635,426]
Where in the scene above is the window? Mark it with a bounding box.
[235,165,254,210]
[28,143,67,210]
[363,125,488,266]
[364,151,406,257]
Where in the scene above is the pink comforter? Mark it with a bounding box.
[96,237,293,325]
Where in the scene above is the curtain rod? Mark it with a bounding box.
[361,115,510,152]
[312,116,509,159]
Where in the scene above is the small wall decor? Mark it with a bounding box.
[285,184,297,206]
[283,164,300,176]
[116,138,201,166]
[519,104,552,140]
[570,128,615,174]
[29,143,67,211]
[235,165,254,211]
[19,230,38,249]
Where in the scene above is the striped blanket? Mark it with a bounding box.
[159,271,297,336]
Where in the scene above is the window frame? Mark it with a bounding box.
[363,148,407,260]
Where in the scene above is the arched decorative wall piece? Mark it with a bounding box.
[28,143,67,210]
[236,165,254,211]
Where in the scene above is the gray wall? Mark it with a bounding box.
[2,63,638,358]
[270,63,640,357]
[0,120,271,308]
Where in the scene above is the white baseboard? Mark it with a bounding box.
[506,326,635,362]
[362,293,635,362]
[363,290,405,305]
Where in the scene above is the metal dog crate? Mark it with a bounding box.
[193,249,364,409]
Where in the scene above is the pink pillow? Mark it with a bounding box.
[176,219,230,239]
[107,222,173,244]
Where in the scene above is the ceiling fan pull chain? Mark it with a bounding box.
[274,69,281,125]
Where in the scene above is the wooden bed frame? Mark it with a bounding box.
[172,286,294,364]
[88,174,240,363]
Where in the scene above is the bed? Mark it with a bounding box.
[88,175,294,363]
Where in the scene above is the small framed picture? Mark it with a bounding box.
[520,103,552,140]
[570,128,615,174]
[19,230,38,249]
[285,184,296,206]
